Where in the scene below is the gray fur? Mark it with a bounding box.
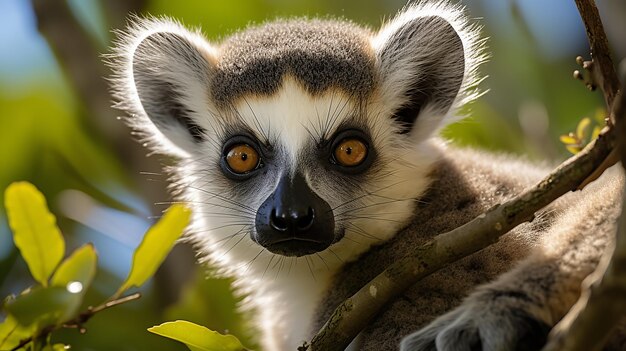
[312,146,623,350]
[212,19,377,105]
[377,16,465,132]
[133,32,211,141]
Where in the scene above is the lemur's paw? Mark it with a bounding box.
[399,289,552,351]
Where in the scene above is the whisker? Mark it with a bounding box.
[327,248,344,263]
[342,214,405,224]
[187,222,250,236]
[305,255,316,282]
[329,179,411,213]
[288,257,295,276]
[183,185,256,213]
[344,221,381,241]
[242,96,270,143]
[222,232,249,257]
[263,254,276,279]
[276,256,286,279]
[244,248,265,274]
[316,253,330,271]
[334,197,412,218]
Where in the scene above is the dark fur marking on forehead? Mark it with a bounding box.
[212,19,377,105]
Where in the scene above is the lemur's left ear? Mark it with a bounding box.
[109,17,218,157]
[373,3,484,137]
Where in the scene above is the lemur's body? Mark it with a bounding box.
[109,1,623,350]
[317,146,622,350]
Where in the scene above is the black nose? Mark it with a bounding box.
[254,173,335,257]
[270,207,314,232]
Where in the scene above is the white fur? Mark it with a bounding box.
[106,16,220,157]
[372,0,487,140]
[109,2,484,350]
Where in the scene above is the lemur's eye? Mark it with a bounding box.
[334,138,368,167]
[225,144,260,174]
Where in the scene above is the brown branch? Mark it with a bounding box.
[541,62,626,351]
[573,0,622,189]
[308,127,616,350]
[574,0,620,112]
[9,293,141,351]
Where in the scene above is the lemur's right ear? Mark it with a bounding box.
[372,2,485,139]
[109,18,218,157]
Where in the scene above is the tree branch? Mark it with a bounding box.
[574,0,620,113]
[573,0,621,189]
[541,61,625,351]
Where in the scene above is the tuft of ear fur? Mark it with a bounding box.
[106,16,219,157]
[372,0,487,138]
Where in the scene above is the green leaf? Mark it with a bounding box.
[50,244,97,290]
[148,320,246,351]
[576,117,591,140]
[42,343,68,351]
[4,182,65,286]
[0,315,36,350]
[116,204,191,296]
[559,134,578,145]
[45,244,98,323]
[566,145,582,154]
[5,286,77,328]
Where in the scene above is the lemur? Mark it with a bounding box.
[109,1,624,350]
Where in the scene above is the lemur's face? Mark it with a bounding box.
[112,6,483,273]
[222,81,376,257]
[214,79,405,258]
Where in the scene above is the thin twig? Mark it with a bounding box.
[574,0,620,112]
[9,293,141,351]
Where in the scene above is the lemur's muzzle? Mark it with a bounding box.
[254,173,334,256]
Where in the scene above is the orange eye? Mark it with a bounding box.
[334,138,368,167]
[225,144,260,174]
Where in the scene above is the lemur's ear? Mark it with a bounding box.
[373,3,484,138]
[109,18,218,157]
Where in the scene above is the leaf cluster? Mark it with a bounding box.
[0,182,190,351]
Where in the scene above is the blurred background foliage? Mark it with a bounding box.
[0,0,624,350]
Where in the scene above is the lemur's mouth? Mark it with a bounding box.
[263,237,332,257]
